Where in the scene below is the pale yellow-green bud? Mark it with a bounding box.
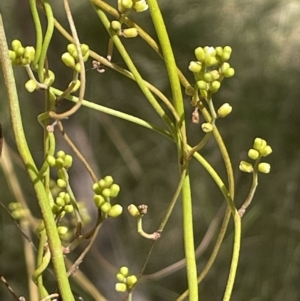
[127,204,140,217]
[57,179,67,188]
[25,79,37,93]
[239,161,253,173]
[75,62,81,73]
[100,202,111,213]
[121,0,133,9]
[61,52,75,68]
[188,61,202,73]
[253,138,267,151]
[209,80,221,92]
[68,80,81,93]
[197,80,207,90]
[217,103,232,117]
[67,44,76,55]
[260,145,273,157]
[134,1,148,12]
[46,155,56,167]
[94,195,105,208]
[64,154,73,169]
[12,39,22,51]
[55,158,65,169]
[120,266,129,276]
[115,283,127,292]
[111,21,122,31]
[223,67,235,78]
[127,275,137,287]
[104,175,114,187]
[123,28,138,38]
[24,46,35,62]
[57,226,68,235]
[116,272,125,282]
[102,188,111,198]
[258,162,271,174]
[194,47,206,62]
[110,183,120,198]
[64,204,74,213]
[108,204,123,217]
[248,149,259,160]
[201,123,213,133]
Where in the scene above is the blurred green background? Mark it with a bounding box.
[1,0,300,300]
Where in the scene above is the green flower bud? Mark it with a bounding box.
[55,158,65,169]
[116,272,125,282]
[12,39,22,51]
[209,80,221,92]
[57,179,67,188]
[111,21,122,31]
[62,52,76,68]
[24,46,35,62]
[260,145,273,157]
[93,183,102,194]
[71,50,79,60]
[44,69,56,86]
[248,149,259,160]
[64,204,74,213]
[188,61,202,73]
[221,62,230,72]
[104,175,114,187]
[203,73,213,82]
[100,202,111,213]
[195,47,206,62]
[134,1,148,12]
[215,46,223,57]
[210,70,220,80]
[67,44,76,55]
[222,46,232,61]
[57,150,66,158]
[25,79,37,93]
[81,44,89,56]
[199,89,208,98]
[57,226,68,235]
[8,202,21,211]
[75,62,81,73]
[98,179,106,189]
[57,169,65,180]
[258,162,271,174]
[127,275,137,287]
[64,154,73,169]
[94,195,105,208]
[108,204,123,217]
[9,50,16,62]
[204,46,216,56]
[63,192,71,204]
[110,183,120,198]
[83,51,90,63]
[123,28,138,38]
[120,266,129,276]
[121,0,133,9]
[127,204,140,217]
[68,80,81,93]
[253,138,267,151]
[223,67,235,78]
[56,196,65,207]
[217,103,232,117]
[16,46,25,57]
[205,56,218,67]
[201,122,213,133]
[102,188,111,198]
[115,283,127,292]
[239,161,253,173]
[197,80,207,90]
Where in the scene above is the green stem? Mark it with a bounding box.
[0,14,75,301]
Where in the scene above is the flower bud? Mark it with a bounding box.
[81,44,89,56]
[64,154,73,169]
[258,162,271,174]
[222,46,232,61]
[203,73,213,82]
[239,161,253,173]
[93,183,102,194]
[67,44,76,55]
[62,52,75,68]
[120,266,129,276]
[55,158,65,169]
[46,155,56,167]
[9,50,16,62]
[123,28,138,38]
[57,179,67,188]
[16,46,25,56]
[12,39,22,51]
[197,80,207,90]
[215,46,223,57]
[69,80,81,93]
[134,1,148,12]
[104,175,114,187]
[94,195,105,208]
[260,145,272,157]
[195,47,206,62]
[188,61,202,73]
[100,202,111,213]
[223,67,235,78]
[102,188,111,198]
[248,149,259,160]
[115,283,127,292]
[116,272,125,282]
[111,21,121,31]
[127,275,137,287]
[108,204,123,217]
[209,80,221,92]
[128,204,140,217]
[217,103,232,117]
[110,183,120,198]
[75,62,81,73]
[25,79,37,93]
[57,226,68,235]
[121,0,133,9]
[24,46,35,62]
[57,150,66,158]
[205,56,218,67]
[201,123,213,133]
[64,204,74,213]
[210,70,220,80]
[56,196,65,207]
[253,138,267,151]
[98,179,106,189]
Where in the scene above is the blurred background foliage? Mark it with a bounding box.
[1,0,300,300]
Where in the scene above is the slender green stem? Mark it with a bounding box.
[38,0,54,82]
[91,4,177,139]
[28,0,43,68]
[0,14,75,301]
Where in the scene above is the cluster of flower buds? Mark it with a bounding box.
[115,266,137,292]
[51,191,73,216]
[46,150,73,188]
[239,138,272,174]
[9,40,35,66]
[93,176,122,217]
[118,0,148,13]
[61,43,90,73]
[111,20,138,38]
[189,46,235,98]
[8,202,29,221]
